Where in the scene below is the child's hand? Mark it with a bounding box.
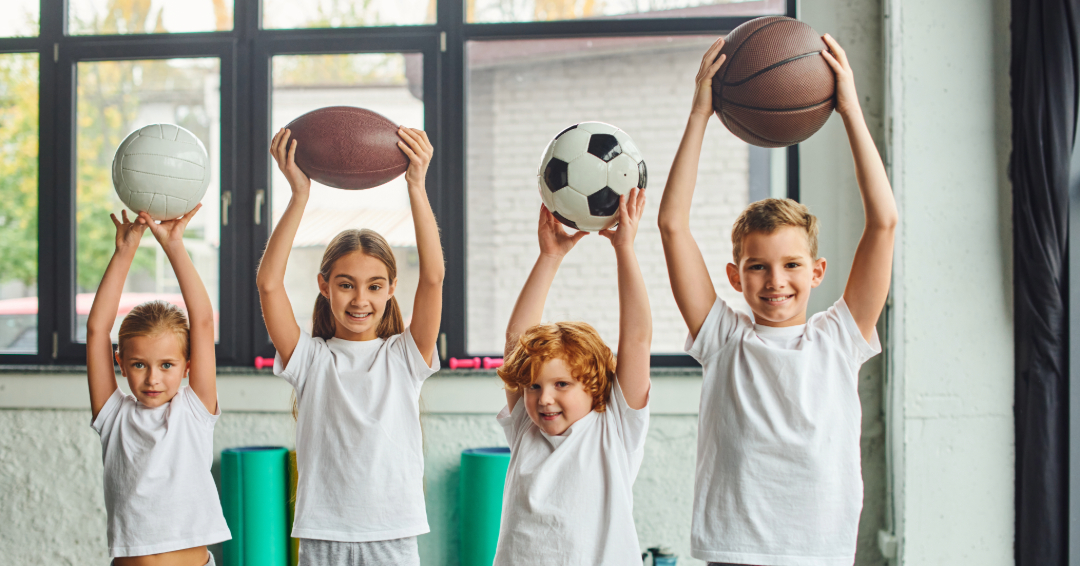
[398,127,433,188]
[599,188,646,249]
[139,204,201,251]
[821,34,860,119]
[111,210,148,253]
[692,37,727,118]
[538,205,587,259]
[270,128,310,197]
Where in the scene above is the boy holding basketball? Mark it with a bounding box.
[658,35,896,566]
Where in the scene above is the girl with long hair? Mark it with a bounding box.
[257,126,443,566]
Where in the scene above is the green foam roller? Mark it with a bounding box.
[221,446,290,566]
[460,447,511,566]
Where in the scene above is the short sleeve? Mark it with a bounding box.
[497,400,530,451]
[274,330,320,396]
[815,298,882,366]
[685,297,749,363]
[91,387,124,433]
[394,326,440,384]
[177,386,220,427]
[610,379,650,455]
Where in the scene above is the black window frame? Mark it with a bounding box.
[0,0,798,368]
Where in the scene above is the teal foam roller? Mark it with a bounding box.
[222,446,290,566]
[460,447,511,566]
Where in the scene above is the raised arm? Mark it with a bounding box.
[599,188,651,409]
[822,34,898,341]
[658,38,727,340]
[396,128,443,366]
[140,206,217,413]
[503,206,587,410]
[87,211,148,419]
[256,128,309,367]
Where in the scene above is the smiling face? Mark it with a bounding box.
[115,332,189,408]
[727,226,827,327]
[318,250,397,341]
[523,357,595,436]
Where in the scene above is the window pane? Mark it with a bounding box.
[271,53,424,333]
[263,0,434,29]
[466,36,774,355]
[0,53,39,354]
[76,59,221,342]
[0,0,39,37]
[468,0,783,23]
[69,0,233,35]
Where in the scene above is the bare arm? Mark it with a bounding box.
[140,206,217,413]
[658,38,727,340]
[397,128,443,366]
[503,206,587,411]
[599,189,651,409]
[255,128,309,368]
[823,35,898,341]
[87,211,148,419]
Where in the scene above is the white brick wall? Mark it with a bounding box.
[467,39,751,354]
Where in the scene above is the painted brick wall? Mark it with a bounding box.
[466,40,753,355]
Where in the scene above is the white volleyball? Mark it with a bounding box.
[111,124,210,220]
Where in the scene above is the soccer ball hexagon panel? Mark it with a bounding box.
[537,122,647,232]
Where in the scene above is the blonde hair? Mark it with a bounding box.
[498,321,616,413]
[116,300,190,359]
[731,198,819,265]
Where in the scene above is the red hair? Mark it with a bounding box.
[498,321,616,412]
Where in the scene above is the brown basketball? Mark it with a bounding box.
[712,17,835,148]
[285,106,408,190]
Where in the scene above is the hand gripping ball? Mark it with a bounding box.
[112,124,211,220]
[537,122,647,232]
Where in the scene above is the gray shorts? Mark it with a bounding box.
[299,537,420,566]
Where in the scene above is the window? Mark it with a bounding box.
[270,53,424,332]
[468,0,784,23]
[0,0,39,37]
[69,0,233,35]
[0,0,793,366]
[75,58,222,341]
[0,53,38,353]
[465,36,785,354]
[262,0,435,29]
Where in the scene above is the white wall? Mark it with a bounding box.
[886,0,1015,563]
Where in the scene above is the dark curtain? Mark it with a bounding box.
[1012,0,1079,563]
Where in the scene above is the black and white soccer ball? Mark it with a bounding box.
[538,122,647,232]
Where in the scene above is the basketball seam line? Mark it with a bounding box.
[121,168,203,181]
[724,111,785,146]
[722,51,824,87]
[121,153,206,167]
[720,17,789,86]
[721,96,834,113]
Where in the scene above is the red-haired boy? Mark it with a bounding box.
[494,188,652,565]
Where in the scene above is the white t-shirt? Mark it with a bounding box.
[494,379,649,566]
[686,297,880,566]
[274,327,439,542]
[92,386,231,558]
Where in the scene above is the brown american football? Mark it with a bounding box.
[284,106,409,190]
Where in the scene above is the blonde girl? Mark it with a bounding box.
[257,126,443,566]
[87,206,230,566]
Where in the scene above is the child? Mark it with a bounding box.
[257,126,442,566]
[87,205,231,565]
[657,36,897,565]
[494,189,652,566]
